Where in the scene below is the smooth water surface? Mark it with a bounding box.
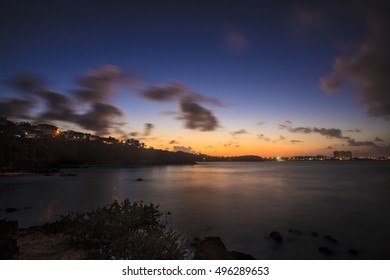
[1,161,389,259]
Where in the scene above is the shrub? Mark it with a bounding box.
[58,200,186,259]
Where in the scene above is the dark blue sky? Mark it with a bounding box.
[1,0,389,156]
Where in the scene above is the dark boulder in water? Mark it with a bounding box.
[318,246,332,255]
[269,231,283,243]
[324,234,338,243]
[136,178,143,181]
[348,249,359,256]
[194,236,255,260]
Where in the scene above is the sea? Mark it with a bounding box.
[1,161,389,259]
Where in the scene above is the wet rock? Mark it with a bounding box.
[311,232,319,237]
[194,236,255,260]
[269,231,283,243]
[5,208,19,213]
[324,235,338,243]
[231,251,256,260]
[288,228,302,235]
[318,246,332,255]
[136,178,143,182]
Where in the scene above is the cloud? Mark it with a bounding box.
[139,80,225,107]
[4,66,127,135]
[346,129,361,133]
[279,121,348,139]
[173,145,194,153]
[374,136,384,142]
[76,102,124,135]
[320,6,390,119]
[222,27,251,54]
[0,98,35,119]
[346,138,379,148]
[256,121,265,126]
[129,132,139,137]
[257,134,271,141]
[7,73,46,94]
[169,140,179,145]
[38,90,75,122]
[231,129,248,137]
[279,121,387,150]
[273,135,286,143]
[143,123,154,136]
[178,98,220,131]
[139,81,185,102]
[290,139,303,143]
[73,65,124,103]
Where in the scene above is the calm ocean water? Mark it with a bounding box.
[1,161,389,259]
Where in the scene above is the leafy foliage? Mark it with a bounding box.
[58,200,186,259]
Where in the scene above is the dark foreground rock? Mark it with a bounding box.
[194,236,255,260]
[0,220,19,259]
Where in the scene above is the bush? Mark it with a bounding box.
[58,200,186,259]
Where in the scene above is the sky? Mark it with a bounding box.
[1,0,389,157]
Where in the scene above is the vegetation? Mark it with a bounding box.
[53,200,186,259]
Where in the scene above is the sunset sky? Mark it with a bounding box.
[1,0,389,157]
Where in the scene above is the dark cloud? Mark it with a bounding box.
[290,139,303,143]
[3,66,126,135]
[279,122,348,139]
[139,81,225,107]
[38,90,75,122]
[178,98,220,131]
[173,145,194,153]
[169,140,179,145]
[320,5,390,120]
[374,136,384,142]
[346,138,379,148]
[346,129,361,133]
[0,98,35,119]
[76,103,123,135]
[257,133,270,141]
[143,123,154,136]
[256,121,265,126]
[140,81,185,102]
[231,129,248,137]
[273,135,286,143]
[74,65,123,103]
[8,74,46,94]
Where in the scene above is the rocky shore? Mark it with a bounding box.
[1,220,254,260]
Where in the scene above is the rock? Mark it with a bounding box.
[194,236,255,260]
[311,231,319,237]
[324,235,338,243]
[136,178,143,181]
[5,208,19,213]
[0,220,19,259]
[288,228,302,235]
[231,251,256,260]
[269,231,283,243]
[318,246,332,255]
[348,249,359,256]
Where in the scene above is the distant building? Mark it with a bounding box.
[334,150,352,160]
[36,124,58,136]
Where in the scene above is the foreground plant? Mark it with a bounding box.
[57,199,186,259]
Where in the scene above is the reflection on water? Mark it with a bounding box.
[1,161,389,259]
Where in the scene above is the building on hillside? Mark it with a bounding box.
[36,124,58,136]
[334,150,352,160]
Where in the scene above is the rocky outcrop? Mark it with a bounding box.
[193,236,255,260]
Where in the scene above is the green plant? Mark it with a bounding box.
[59,200,186,259]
